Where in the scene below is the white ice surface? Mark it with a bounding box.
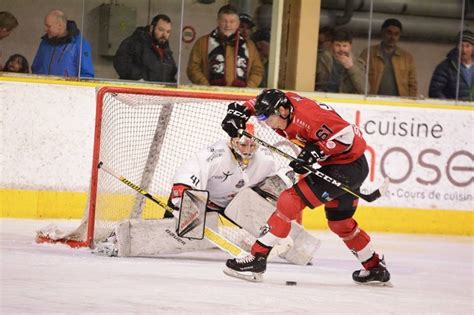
[1,219,473,314]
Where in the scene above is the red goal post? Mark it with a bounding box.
[36,86,299,248]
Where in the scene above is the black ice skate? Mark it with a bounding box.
[223,253,267,282]
[352,256,392,287]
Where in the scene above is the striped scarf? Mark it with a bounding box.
[207,29,249,87]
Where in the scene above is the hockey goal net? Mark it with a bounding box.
[36,86,297,248]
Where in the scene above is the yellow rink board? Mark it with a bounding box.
[0,189,472,236]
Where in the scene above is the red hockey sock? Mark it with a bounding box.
[362,253,380,269]
[267,211,291,238]
[251,241,271,256]
[328,218,375,264]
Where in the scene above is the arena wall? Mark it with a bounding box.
[1,77,472,235]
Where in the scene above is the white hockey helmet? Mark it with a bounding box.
[230,122,257,165]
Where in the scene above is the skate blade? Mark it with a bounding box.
[354,280,394,287]
[223,267,264,282]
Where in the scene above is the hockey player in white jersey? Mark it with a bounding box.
[161,122,320,265]
[168,122,289,214]
[97,123,319,264]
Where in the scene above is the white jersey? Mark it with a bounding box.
[173,139,288,208]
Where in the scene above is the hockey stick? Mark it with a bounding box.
[97,161,247,257]
[238,130,388,202]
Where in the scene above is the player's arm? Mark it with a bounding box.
[309,101,360,157]
[113,37,146,80]
[170,148,214,209]
[315,122,362,158]
[289,103,356,173]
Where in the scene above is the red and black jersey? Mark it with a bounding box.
[244,92,366,166]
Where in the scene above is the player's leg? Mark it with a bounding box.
[322,156,391,284]
[225,181,322,281]
[325,196,390,284]
[223,187,320,265]
[249,180,319,255]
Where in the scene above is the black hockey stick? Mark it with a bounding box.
[97,161,247,257]
[238,130,388,202]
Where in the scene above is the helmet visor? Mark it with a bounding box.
[256,107,280,121]
[256,113,269,121]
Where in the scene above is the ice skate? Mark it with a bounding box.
[223,253,267,282]
[352,256,392,286]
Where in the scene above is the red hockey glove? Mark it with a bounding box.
[170,184,191,209]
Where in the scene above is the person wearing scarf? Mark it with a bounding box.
[187,4,263,88]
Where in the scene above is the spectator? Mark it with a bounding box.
[239,13,255,40]
[429,30,474,101]
[250,2,272,88]
[113,14,177,83]
[0,11,19,69]
[0,11,18,40]
[318,26,334,52]
[315,29,366,94]
[253,2,272,34]
[187,4,263,87]
[360,18,417,97]
[253,30,270,87]
[31,10,94,78]
[2,54,29,73]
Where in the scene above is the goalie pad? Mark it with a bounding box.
[253,169,296,204]
[95,212,219,257]
[224,187,320,265]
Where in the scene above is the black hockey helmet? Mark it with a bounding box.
[254,89,291,121]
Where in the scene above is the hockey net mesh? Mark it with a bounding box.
[43,87,298,248]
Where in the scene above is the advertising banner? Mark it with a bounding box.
[330,102,473,211]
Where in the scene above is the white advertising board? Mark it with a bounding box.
[2,80,472,212]
[329,102,473,211]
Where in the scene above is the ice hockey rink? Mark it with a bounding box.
[1,218,472,314]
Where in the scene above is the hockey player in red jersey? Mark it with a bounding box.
[221,89,390,285]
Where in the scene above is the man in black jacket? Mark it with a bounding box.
[429,30,473,101]
[113,14,177,83]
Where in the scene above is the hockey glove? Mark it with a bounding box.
[168,183,192,211]
[221,102,251,138]
[289,143,325,174]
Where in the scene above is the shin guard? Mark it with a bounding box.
[251,188,309,257]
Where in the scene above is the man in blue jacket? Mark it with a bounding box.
[429,30,473,101]
[32,10,94,78]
